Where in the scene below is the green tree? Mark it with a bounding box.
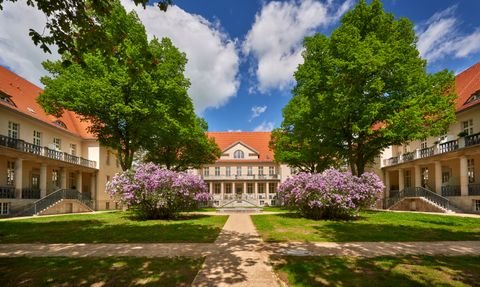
[143,118,222,171]
[276,0,456,175]
[0,0,171,59]
[38,3,192,171]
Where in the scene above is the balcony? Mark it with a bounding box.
[441,185,461,196]
[0,134,97,169]
[203,174,280,180]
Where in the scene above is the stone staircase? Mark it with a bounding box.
[386,186,463,213]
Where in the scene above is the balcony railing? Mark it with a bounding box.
[441,185,461,196]
[419,146,434,158]
[438,140,459,153]
[465,132,480,147]
[0,134,97,169]
[0,186,15,198]
[468,183,480,196]
[401,152,415,162]
[204,174,280,180]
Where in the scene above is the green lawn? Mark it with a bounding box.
[274,255,480,287]
[262,206,292,213]
[0,256,202,287]
[0,211,227,243]
[252,210,480,242]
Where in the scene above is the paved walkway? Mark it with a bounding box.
[191,213,282,287]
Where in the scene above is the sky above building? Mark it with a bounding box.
[1,0,479,132]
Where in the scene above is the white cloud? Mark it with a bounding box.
[227,129,242,132]
[250,105,267,121]
[253,121,274,132]
[122,0,240,113]
[242,0,354,92]
[0,1,59,86]
[416,6,480,62]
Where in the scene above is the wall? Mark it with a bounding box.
[390,198,446,213]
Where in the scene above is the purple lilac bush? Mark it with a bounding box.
[278,169,384,220]
[106,163,211,219]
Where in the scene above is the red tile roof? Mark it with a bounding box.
[456,62,480,113]
[207,132,274,162]
[0,66,95,139]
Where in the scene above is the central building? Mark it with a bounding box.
[193,132,293,207]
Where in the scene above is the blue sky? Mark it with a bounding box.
[1,0,480,132]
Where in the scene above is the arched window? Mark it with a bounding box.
[233,150,244,159]
[52,120,67,129]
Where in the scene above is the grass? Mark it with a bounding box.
[192,207,218,212]
[0,256,202,287]
[262,206,292,213]
[252,210,480,242]
[274,255,480,287]
[0,211,227,243]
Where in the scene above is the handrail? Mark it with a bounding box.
[386,186,450,210]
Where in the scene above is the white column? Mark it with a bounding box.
[77,171,83,193]
[91,173,97,199]
[220,182,224,200]
[14,158,23,198]
[434,161,442,194]
[60,168,67,189]
[398,169,404,191]
[460,156,468,196]
[414,165,421,187]
[254,182,258,199]
[40,163,47,198]
[243,182,247,198]
[266,182,270,199]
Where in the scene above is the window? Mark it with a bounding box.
[52,120,67,129]
[462,119,474,135]
[465,91,480,104]
[106,202,110,210]
[420,138,427,149]
[421,167,429,188]
[69,144,77,156]
[0,91,16,107]
[106,150,111,165]
[468,159,475,183]
[404,170,412,188]
[475,200,480,212]
[247,183,253,193]
[258,166,264,176]
[214,183,221,194]
[225,183,232,193]
[0,202,10,215]
[215,167,220,176]
[106,175,110,183]
[53,138,61,150]
[269,166,275,175]
[33,131,41,146]
[203,167,209,177]
[236,166,242,176]
[7,161,15,186]
[442,170,451,184]
[269,183,277,193]
[226,167,231,176]
[290,167,298,175]
[233,150,244,159]
[8,122,19,139]
[247,166,252,175]
[258,183,265,193]
[52,170,59,189]
[403,145,409,153]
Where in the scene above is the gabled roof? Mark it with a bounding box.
[456,62,480,113]
[0,66,95,139]
[223,141,259,155]
[207,132,274,162]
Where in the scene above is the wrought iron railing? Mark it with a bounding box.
[15,189,94,216]
[441,185,461,196]
[468,183,480,196]
[0,134,97,168]
[438,140,459,153]
[21,188,40,199]
[401,152,415,162]
[465,132,480,147]
[386,186,450,210]
[0,186,15,198]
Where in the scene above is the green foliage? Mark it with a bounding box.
[37,2,210,171]
[0,0,171,59]
[274,0,456,175]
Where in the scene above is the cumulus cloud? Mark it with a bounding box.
[122,0,240,112]
[253,121,275,132]
[250,105,267,121]
[0,1,59,86]
[243,0,354,92]
[416,5,480,62]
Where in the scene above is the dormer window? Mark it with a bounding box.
[52,120,67,129]
[233,150,244,159]
[465,90,480,105]
[0,91,16,107]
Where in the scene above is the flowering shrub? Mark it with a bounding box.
[278,169,384,220]
[106,163,211,219]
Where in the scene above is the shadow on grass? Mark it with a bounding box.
[0,213,226,243]
[272,255,480,287]
[0,256,203,287]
